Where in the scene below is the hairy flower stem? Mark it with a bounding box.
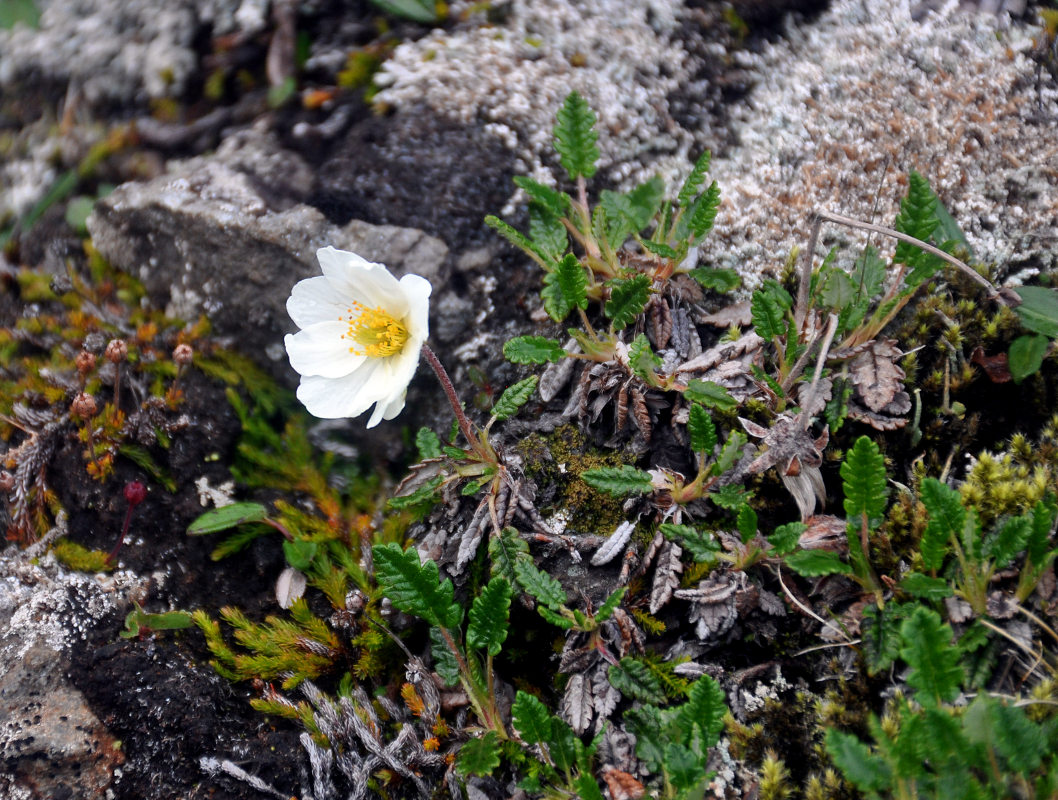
[421,345,490,460]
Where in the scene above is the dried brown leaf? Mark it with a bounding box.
[649,541,683,614]
[561,672,594,735]
[698,300,752,328]
[603,768,646,800]
[648,297,673,350]
[798,514,848,553]
[848,338,905,412]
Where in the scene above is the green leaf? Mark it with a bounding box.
[415,427,442,459]
[456,731,502,777]
[624,705,665,771]
[678,150,712,208]
[851,246,887,301]
[187,502,269,535]
[629,334,662,385]
[467,577,513,656]
[504,336,566,364]
[893,171,940,270]
[641,239,678,259]
[663,742,706,791]
[736,504,758,543]
[840,436,889,529]
[708,484,750,509]
[973,696,1046,775]
[542,253,589,322]
[1009,333,1049,384]
[596,586,626,622]
[514,559,567,610]
[572,773,606,800]
[750,280,792,341]
[861,602,908,674]
[661,523,719,562]
[678,675,726,748]
[686,267,740,293]
[489,526,531,584]
[683,379,737,412]
[826,729,892,792]
[529,203,568,260]
[899,572,952,600]
[513,175,570,217]
[710,431,747,477]
[682,180,721,241]
[511,690,552,745]
[429,626,460,687]
[387,475,443,510]
[0,0,41,29]
[821,267,857,311]
[986,515,1031,569]
[484,215,551,265]
[553,91,599,180]
[282,539,317,571]
[372,543,463,630]
[688,404,717,454]
[608,657,667,705]
[605,274,652,331]
[766,522,805,556]
[1026,496,1057,568]
[581,465,654,497]
[784,549,853,577]
[919,477,964,572]
[549,716,579,773]
[368,0,437,22]
[899,606,964,706]
[1013,286,1058,338]
[492,376,538,422]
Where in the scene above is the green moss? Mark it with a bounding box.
[52,539,114,572]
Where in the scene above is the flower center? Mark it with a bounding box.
[343,301,409,358]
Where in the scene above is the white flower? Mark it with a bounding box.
[284,246,431,427]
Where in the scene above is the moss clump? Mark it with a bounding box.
[52,539,114,572]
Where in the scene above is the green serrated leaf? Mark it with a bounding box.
[678,675,726,748]
[678,151,712,208]
[529,203,568,260]
[387,475,443,510]
[899,606,964,706]
[596,586,626,622]
[553,91,599,180]
[1026,496,1057,568]
[511,690,552,745]
[841,436,889,529]
[710,430,746,477]
[624,705,665,771]
[456,731,502,777]
[751,282,791,341]
[784,549,853,577]
[861,602,909,674]
[282,539,317,571]
[893,171,940,270]
[628,333,662,385]
[899,572,952,600]
[543,253,589,322]
[605,274,652,331]
[736,504,758,543]
[1013,286,1058,338]
[514,559,567,610]
[660,523,719,562]
[492,376,538,422]
[608,657,667,705]
[767,521,805,556]
[688,404,717,454]
[641,239,678,259]
[919,477,963,572]
[467,577,513,656]
[821,268,857,310]
[513,175,570,217]
[415,427,442,459]
[1009,333,1049,384]
[489,526,531,584]
[429,626,460,687]
[987,515,1031,569]
[826,729,892,792]
[686,267,740,293]
[682,180,721,241]
[572,773,606,800]
[187,502,269,535]
[664,742,706,791]
[683,379,737,412]
[372,543,463,630]
[581,465,654,497]
[484,214,552,266]
[504,336,566,364]
[708,484,749,509]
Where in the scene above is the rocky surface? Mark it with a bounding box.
[1,0,1055,798]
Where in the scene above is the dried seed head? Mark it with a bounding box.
[172,343,193,366]
[124,480,147,506]
[71,392,98,419]
[105,339,128,363]
[75,351,97,374]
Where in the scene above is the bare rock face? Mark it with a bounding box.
[86,128,449,384]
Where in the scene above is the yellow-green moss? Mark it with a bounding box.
[52,539,114,572]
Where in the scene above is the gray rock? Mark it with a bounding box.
[86,130,449,382]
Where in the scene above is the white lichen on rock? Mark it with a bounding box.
[699,0,1058,287]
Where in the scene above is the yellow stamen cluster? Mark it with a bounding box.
[342,301,409,358]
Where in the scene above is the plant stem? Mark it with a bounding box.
[421,344,487,458]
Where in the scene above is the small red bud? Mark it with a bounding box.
[75,351,97,374]
[71,392,98,419]
[124,480,147,507]
[173,344,193,366]
[0,470,14,491]
[105,339,128,363]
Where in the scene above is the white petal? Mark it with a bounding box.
[316,246,408,316]
[399,273,432,339]
[284,322,366,378]
[287,276,347,328]
[295,361,386,419]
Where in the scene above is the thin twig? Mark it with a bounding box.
[775,564,852,643]
[797,313,840,430]
[794,214,824,335]
[816,210,1010,304]
[421,344,487,458]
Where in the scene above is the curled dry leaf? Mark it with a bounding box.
[592,520,636,566]
[798,514,848,553]
[648,296,673,350]
[970,346,1012,383]
[539,339,580,401]
[698,300,753,328]
[837,338,906,413]
[561,671,595,735]
[603,768,646,800]
[674,570,740,641]
[668,306,703,360]
[649,541,683,614]
[276,566,307,609]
